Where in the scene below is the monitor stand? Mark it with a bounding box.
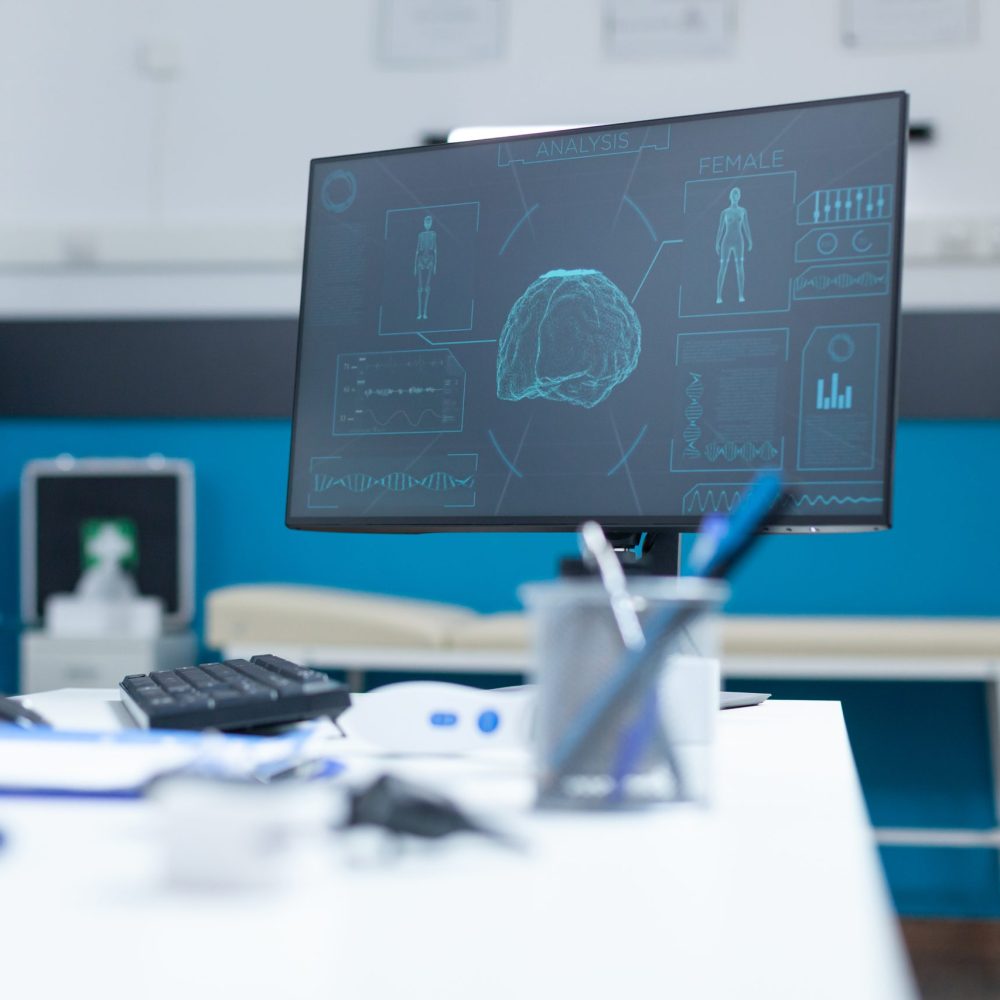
[605,530,680,576]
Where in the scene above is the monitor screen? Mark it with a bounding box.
[287,92,907,533]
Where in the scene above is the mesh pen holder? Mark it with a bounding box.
[520,576,728,810]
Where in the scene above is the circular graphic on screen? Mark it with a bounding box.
[827,332,856,364]
[321,169,357,213]
[816,231,838,256]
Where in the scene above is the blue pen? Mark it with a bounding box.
[579,522,687,803]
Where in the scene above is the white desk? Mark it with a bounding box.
[0,696,915,1000]
[229,615,1000,856]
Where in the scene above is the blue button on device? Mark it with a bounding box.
[430,712,458,727]
[477,709,500,734]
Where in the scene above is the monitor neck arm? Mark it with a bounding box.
[604,530,681,576]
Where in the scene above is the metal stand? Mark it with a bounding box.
[605,530,682,576]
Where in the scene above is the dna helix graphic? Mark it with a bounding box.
[682,373,704,458]
[703,440,779,463]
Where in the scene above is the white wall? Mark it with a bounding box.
[1,0,997,314]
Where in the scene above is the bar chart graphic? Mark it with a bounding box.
[816,373,853,411]
[798,323,879,471]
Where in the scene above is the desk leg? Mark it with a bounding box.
[987,670,1000,850]
[874,672,1000,856]
[347,667,366,693]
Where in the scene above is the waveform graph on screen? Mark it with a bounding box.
[308,453,478,512]
[682,481,884,516]
[332,349,466,437]
[792,261,890,300]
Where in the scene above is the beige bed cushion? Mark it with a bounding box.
[446,612,531,651]
[208,584,1000,659]
[722,616,1000,657]
[447,614,1000,657]
[206,584,477,649]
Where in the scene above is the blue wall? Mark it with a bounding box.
[2,417,999,914]
[5,419,999,630]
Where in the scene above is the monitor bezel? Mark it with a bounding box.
[287,91,908,535]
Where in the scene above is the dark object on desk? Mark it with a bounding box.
[0,696,50,729]
[119,654,350,732]
[345,774,512,845]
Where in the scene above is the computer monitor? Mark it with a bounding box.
[287,92,907,566]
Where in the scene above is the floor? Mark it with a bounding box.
[901,920,1000,999]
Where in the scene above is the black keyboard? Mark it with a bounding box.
[119,654,351,731]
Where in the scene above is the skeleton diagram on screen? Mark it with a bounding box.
[414,215,438,320]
